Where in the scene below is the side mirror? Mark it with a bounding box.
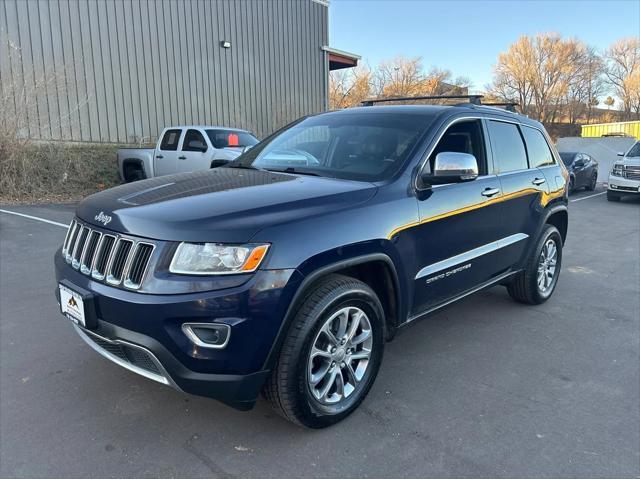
[617,152,625,157]
[188,140,207,153]
[422,152,479,186]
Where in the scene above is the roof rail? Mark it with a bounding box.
[361,94,484,107]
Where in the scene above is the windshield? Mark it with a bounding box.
[559,152,576,166]
[206,129,259,149]
[227,112,431,182]
[626,142,640,158]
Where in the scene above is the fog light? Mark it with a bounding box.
[182,323,231,349]
[610,184,617,189]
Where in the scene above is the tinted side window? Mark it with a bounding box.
[206,129,259,148]
[488,121,528,173]
[182,129,208,152]
[522,126,555,167]
[160,129,182,151]
[426,120,487,175]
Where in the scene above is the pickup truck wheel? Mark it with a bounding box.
[607,191,621,202]
[263,274,384,428]
[507,224,562,305]
[124,165,144,182]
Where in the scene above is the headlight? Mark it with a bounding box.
[611,164,624,177]
[169,243,269,275]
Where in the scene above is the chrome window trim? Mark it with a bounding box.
[181,322,231,349]
[72,324,180,390]
[415,233,529,279]
[415,114,557,191]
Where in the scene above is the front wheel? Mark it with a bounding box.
[587,172,597,191]
[263,274,385,428]
[507,224,563,304]
[607,190,621,202]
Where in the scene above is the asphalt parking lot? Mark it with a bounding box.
[1,188,638,479]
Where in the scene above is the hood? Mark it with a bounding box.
[76,168,377,242]
[619,156,640,167]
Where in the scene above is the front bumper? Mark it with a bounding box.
[608,174,640,194]
[54,251,302,410]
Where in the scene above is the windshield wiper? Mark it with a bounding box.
[266,167,321,177]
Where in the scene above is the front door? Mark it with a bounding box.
[154,128,183,176]
[175,129,212,173]
[411,119,505,316]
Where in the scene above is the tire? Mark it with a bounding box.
[507,224,562,305]
[263,274,385,428]
[586,172,597,191]
[607,190,621,202]
[124,165,144,182]
[568,176,575,193]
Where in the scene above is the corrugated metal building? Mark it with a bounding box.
[0,0,358,143]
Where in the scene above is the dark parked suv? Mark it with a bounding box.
[55,102,569,428]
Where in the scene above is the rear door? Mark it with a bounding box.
[488,120,550,270]
[154,128,183,176]
[176,128,212,173]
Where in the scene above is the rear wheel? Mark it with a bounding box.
[124,164,144,182]
[263,274,385,428]
[507,224,562,305]
[586,172,597,191]
[607,190,621,202]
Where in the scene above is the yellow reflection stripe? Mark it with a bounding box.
[388,185,565,240]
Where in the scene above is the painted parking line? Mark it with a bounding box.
[570,191,607,203]
[0,209,69,228]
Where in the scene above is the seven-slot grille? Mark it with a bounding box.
[62,219,154,289]
[624,165,640,181]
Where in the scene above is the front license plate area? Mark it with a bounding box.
[58,280,98,329]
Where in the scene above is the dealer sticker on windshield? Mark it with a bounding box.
[59,283,86,327]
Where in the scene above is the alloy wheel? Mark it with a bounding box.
[307,306,373,405]
[537,238,558,293]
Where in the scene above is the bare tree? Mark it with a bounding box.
[329,66,372,109]
[604,37,640,120]
[564,47,606,123]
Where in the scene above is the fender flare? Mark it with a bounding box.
[537,203,568,245]
[261,252,402,371]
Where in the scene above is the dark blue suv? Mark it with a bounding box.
[55,104,569,428]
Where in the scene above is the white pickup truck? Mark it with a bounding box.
[117,125,259,182]
[607,140,640,201]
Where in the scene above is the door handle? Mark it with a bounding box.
[481,187,500,197]
[156,155,163,159]
[178,156,186,160]
[532,177,546,186]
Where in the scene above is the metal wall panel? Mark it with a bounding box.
[1,0,327,142]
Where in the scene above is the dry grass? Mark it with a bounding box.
[0,34,125,204]
[0,140,123,204]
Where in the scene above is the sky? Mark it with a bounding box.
[329,0,640,93]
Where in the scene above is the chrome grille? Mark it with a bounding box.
[625,166,640,181]
[63,219,154,290]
